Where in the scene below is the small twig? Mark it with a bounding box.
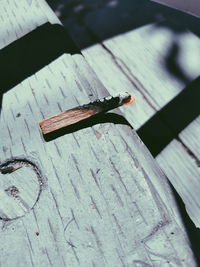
[39,92,135,136]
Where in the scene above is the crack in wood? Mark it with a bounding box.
[100,43,159,111]
[142,220,170,243]
[73,19,159,112]
[176,137,200,167]
[66,240,77,248]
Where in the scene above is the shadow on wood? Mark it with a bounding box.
[137,76,200,157]
[47,0,200,88]
[170,183,200,265]
[0,22,79,111]
[164,41,192,84]
[43,112,132,141]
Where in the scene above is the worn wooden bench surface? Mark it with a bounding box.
[82,26,200,228]
[0,0,198,266]
[55,0,200,229]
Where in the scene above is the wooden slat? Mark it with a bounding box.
[157,117,200,227]
[82,26,200,131]
[81,23,200,229]
[36,0,61,24]
[82,43,156,130]
[0,52,196,266]
[0,0,198,265]
[83,25,200,116]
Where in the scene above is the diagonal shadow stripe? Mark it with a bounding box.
[0,22,80,96]
[137,76,200,157]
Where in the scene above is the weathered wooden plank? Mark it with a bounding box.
[0,52,197,266]
[157,116,200,228]
[36,0,61,24]
[82,44,155,130]
[0,0,45,49]
[0,0,198,265]
[81,23,200,229]
[83,25,200,116]
[60,54,188,225]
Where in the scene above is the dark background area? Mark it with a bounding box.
[47,0,200,49]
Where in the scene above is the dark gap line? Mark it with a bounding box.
[100,43,158,111]
[176,137,200,167]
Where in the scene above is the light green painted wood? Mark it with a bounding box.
[0,52,196,266]
[82,20,200,229]
[0,0,197,266]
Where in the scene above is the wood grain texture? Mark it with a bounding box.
[40,108,96,135]
[157,116,200,227]
[81,24,200,228]
[83,25,200,119]
[0,0,60,49]
[0,52,197,266]
[0,0,198,266]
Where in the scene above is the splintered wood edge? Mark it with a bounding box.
[39,108,96,135]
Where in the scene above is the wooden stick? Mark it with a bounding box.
[39,92,135,135]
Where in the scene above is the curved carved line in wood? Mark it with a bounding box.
[0,158,45,221]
